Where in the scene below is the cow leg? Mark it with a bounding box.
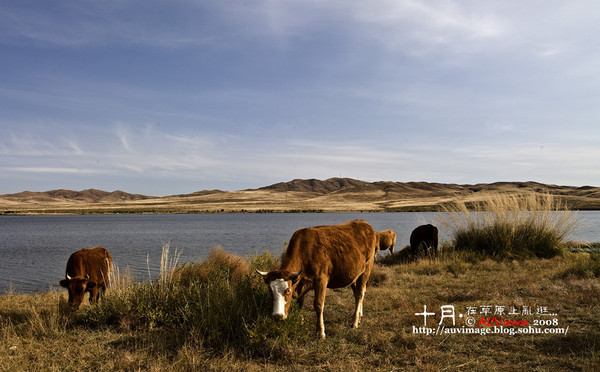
[352,259,374,328]
[295,280,308,309]
[350,283,363,327]
[313,278,328,339]
[426,242,435,258]
[297,293,305,309]
[351,276,367,328]
[99,283,107,302]
[89,287,99,304]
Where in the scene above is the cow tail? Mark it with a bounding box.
[105,251,113,288]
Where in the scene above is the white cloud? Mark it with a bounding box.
[353,0,504,49]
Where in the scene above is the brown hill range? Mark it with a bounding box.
[1,178,599,214]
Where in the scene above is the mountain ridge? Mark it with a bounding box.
[2,178,600,214]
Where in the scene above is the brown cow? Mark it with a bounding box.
[376,229,397,253]
[257,220,377,339]
[409,224,439,257]
[59,246,112,309]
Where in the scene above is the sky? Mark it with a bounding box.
[1,1,599,196]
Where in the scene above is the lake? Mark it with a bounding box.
[1,211,599,294]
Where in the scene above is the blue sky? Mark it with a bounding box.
[1,1,599,196]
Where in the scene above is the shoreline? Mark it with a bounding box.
[3,206,600,216]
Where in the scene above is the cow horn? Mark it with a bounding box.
[66,274,72,280]
[255,269,269,277]
[85,273,90,281]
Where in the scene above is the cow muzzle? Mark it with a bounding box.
[272,312,287,321]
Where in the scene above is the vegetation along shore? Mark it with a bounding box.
[1,193,599,370]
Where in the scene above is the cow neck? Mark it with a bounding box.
[279,254,302,273]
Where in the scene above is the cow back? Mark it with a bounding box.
[66,246,112,284]
[410,224,439,253]
[281,220,376,288]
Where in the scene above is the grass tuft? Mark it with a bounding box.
[368,264,392,286]
[173,245,250,286]
[438,193,578,259]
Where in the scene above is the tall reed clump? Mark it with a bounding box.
[438,193,578,259]
[80,244,304,354]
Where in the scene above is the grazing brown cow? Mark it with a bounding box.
[376,229,397,253]
[257,220,377,339]
[59,246,112,309]
[409,224,439,257]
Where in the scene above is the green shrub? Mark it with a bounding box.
[438,193,578,259]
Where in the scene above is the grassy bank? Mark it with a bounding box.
[1,246,599,371]
[1,193,598,370]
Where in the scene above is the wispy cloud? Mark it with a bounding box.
[1,123,221,176]
[2,167,100,174]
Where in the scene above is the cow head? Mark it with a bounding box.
[256,269,302,320]
[376,230,397,254]
[59,274,96,309]
[388,231,397,254]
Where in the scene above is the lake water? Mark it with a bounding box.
[1,211,599,294]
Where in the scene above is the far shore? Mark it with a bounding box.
[3,178,600,215]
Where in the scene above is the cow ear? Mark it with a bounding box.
[87,281,97,289]
[59,279,69,288]
[255,269,269,277]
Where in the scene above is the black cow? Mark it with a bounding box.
[409,224,438,257]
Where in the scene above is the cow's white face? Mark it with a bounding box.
[257,270,300,320]
[270,279,291,319]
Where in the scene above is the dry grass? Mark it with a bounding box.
[1,246,598,371]
[438,193,579,259]
[173,245,250,286]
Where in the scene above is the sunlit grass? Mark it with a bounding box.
[1,242,598,370]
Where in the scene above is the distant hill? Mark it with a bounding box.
[259,178,371,194]
[2,189,152,204]
[1,178,600,214]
